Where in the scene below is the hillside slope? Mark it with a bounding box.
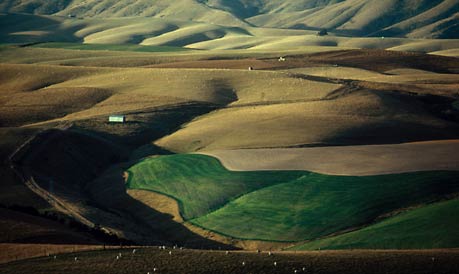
[0,0,458,38]
[291,199,459,250]
[127,154,459,243]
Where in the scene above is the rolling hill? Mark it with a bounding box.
[0,45,458,251]
[290,198,459,250]
[0,0,458,260]
[1,0,458,38]
[126,154,459,243]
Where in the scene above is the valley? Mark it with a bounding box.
[0,1,458,273]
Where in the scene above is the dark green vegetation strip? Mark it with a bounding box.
[30,42,190,52]
[290,199,459,250]
[127,154,459,243]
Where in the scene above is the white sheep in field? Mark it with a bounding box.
[294,270,298,273]
[116,255,119,260]
[225,251,229,255]
[169,251,172,255]
[242,261,246,266]
[74,257,78,262]
[302,267,306,271]
[268,251,272,256]
[274,261,277,266]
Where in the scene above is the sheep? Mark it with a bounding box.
[274,261,277,267]
[116,255,119,260]
[118,252,122,258]
[225,251,229,255]
[153,267,158,272]
[242,261,246,266]
[53,255,57,260]
[302,267,306,271]
[294,270,298,273]
[132,249,137,254]
[268,251,272,256]
[74,257,78,262]
[169,251,172,255]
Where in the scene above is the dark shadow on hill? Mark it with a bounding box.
[322,89,459,146]
[0,207,101,245]
[0,13,81,44]
[86,167,237,249]
[304,49,459,74]
[8,101,237,248]
[72,102,220,159]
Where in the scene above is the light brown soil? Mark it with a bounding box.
[201,140,459,175]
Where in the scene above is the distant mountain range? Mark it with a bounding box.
[1,0,458,38]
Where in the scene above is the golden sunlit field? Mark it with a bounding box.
[1,1,459,273]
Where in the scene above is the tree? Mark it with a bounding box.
[317,29,328,36]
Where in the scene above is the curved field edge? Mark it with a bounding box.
[289,198,459,250]
[199,140,459,176]
[191,171,459,242]
[126,154,459,243]
[125,154,307,219]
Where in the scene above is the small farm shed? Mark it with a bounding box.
[109,115,125,123]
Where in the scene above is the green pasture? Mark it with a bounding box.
[290,198,459,250]
[126,154,459,243]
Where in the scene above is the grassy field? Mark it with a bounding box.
[126,154,305,219]
[0,39,458,254]
[127,154,459,243]
[1,248,458,274]
[30,42,190,52]
[290,199,459,250]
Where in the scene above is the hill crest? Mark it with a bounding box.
[1,0,458,38]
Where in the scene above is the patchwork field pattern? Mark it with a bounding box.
[127,154,459,244]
